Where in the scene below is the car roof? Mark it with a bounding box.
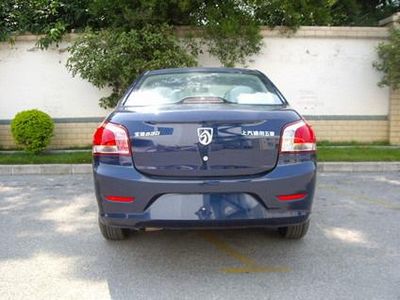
[145,67,262,76]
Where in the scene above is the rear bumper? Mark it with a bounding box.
[94,161,316,229]
[99,213,310,230]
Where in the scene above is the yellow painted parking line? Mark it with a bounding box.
[222,266,290,274]
[200,231,290,273]
[201,231,258,266]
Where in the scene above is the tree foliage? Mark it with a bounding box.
[2,0,399,47]
[0,0,90,46]
[252,0,334,27]
[330,0,400,26]
[85,0,264,67]
[66,25,197,108]
[68,0,264,107]
[374,28,400,90]
[189,1,262,67]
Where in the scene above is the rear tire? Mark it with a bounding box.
[278,220,310,239]
[98,218,127,240]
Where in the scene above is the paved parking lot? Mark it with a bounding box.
[0,173,399,299]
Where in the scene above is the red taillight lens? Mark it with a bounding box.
[105,195,135,202]
[277,193,307,201]
[280,120,316,153]
[93,122,130,155]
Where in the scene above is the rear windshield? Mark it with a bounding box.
[123,72,283,106]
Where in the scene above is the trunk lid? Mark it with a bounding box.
[110,104,300,178]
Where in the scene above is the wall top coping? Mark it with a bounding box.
[258,26,389,39]
[3,25,390,43]
[379,12,400,27]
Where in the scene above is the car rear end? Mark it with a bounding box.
[92,68,317,240]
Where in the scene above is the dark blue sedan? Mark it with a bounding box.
[93,68,317,240]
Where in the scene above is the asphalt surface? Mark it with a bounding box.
[0,173,399,299]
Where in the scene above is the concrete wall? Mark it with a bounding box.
[0,26,397,148]
[199,27,390,117]
[0,38,112,120]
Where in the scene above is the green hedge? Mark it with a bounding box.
[11,109,54,154]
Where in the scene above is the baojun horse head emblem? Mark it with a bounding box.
[197,128,213,146]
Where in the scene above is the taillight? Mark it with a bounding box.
[105,195,135,202]
[276,193,307,201]
[280,120,316,153]
[93,121,130,155]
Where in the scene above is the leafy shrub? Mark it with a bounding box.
[66,25,197,108]
[196,1,262,67]
[11,109,54,154]
[374,28,400,89]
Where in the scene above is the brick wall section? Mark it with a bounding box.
[0,122,99,149]
[0,124,14,148]
[51,122,98,148]
[0,120,389,149]
[308,120,389,143]
[389,89,400,145]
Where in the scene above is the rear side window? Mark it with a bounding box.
[123,72,283,107]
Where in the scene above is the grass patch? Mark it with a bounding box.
[0,146,92,151]
[318,147,400,161]
[0,147,399,164]
[0,151,92,164]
